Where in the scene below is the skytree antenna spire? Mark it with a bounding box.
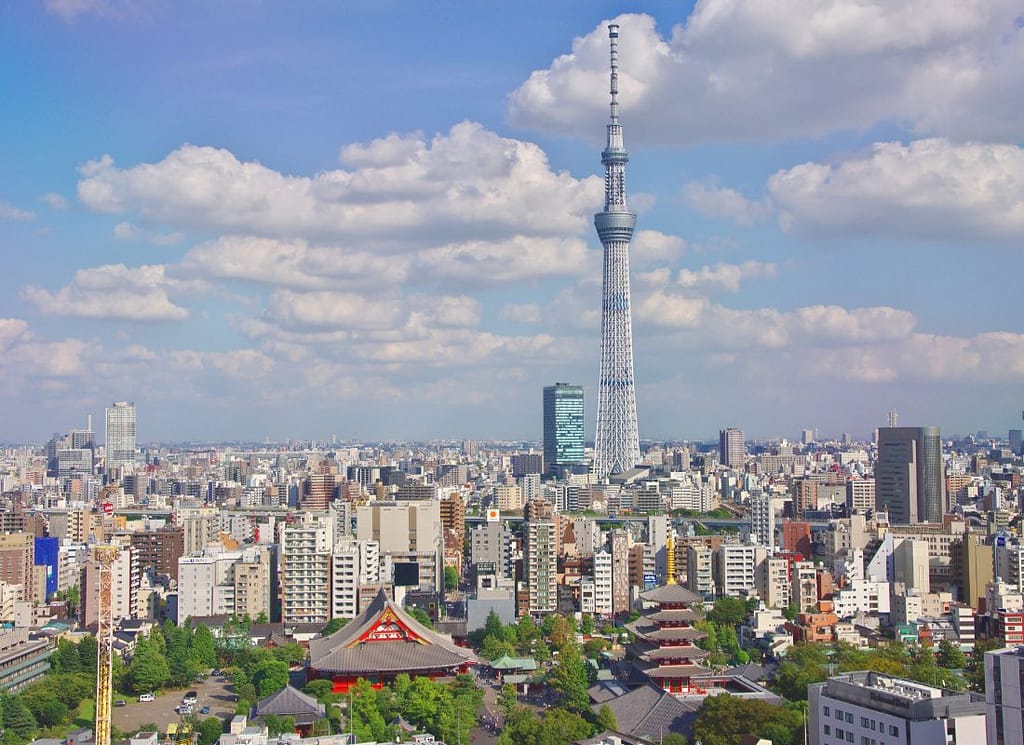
[593,22,640,480]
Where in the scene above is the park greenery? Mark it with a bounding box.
[772,639,983,701]
[301,673,482,745]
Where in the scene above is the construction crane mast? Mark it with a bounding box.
[93,545,120,745]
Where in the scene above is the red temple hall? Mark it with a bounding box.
[307,589,477,693]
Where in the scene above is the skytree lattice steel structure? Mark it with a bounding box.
[593,23,640,480]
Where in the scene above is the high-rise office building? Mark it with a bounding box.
[593,25,641,479]
[542,383,584,477]
[1010,428,1023,455]
[875,426,946,524]
[719,427,745,468]
[105,401,136,471]
[985,646,1024,745]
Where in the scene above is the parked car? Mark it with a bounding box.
[139,693,155,703]
[199,706,210,715]
[115,700,127,707]
[182,691,198,705]
[211,669,222,676]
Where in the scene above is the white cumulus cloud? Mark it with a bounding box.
[508,5,1024,144]
[22,264,193,321]
[769,138,1024,239]
[77,122,602,243]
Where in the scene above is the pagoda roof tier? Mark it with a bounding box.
[630,646,712,663]
[644,627,708,643]
[309,589,477,675]
[625,620,707,643]
[639,584,703,605]
[645,609,700,623]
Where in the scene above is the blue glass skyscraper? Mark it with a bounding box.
[543,383,585,478]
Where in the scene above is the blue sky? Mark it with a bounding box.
[2,0,1023,444]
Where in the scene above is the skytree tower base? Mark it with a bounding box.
[593,23,641,480]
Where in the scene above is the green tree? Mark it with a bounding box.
[583,638,609,660]
[662,734,688,745]
[0,692,38,740]
[516,615,541,651]
[965,638,1000,692]
[147,625,167,655]
[773,644,827,702]
[77,635,98,673]
[498,706,594,745]
[254,612,269,624]
[595,704,617,731]
[197,717,224,745]
[165,622,200,686]
[936,639,968,670]
[409,607,434,629]
[444,565,459,592]
[263,715,296,736]
[692,694,803,745]
[546,615,573,652]
[32,699,69,728]
[480,635,515,661]
[707,597,749,628]
[50,639,83,674]
[252,658,290,698]
[348,680,391,742]
[321,617,349,637]
[580,614,595,635]
[718,625,741,663]
[497,683,518,719]
[271,642,307,666]
[303,680,335,701]
[547,645,590,713]
[128,637,171,694]
[190,625,218,668]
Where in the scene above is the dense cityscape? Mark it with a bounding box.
[3,4,1024,745]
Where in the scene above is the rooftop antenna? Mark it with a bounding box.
[887,410,898,428]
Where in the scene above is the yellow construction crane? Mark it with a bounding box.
[93,545,121,745]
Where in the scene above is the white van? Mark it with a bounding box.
[139,693,155,702]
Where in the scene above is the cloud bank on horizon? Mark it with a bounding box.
[2,0,1022,442]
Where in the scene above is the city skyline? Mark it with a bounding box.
[2,2,1023,442]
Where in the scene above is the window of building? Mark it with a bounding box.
[846,712,854,724]
[825,706,831,717]
[824,725,831,736]
[888,726,898,737]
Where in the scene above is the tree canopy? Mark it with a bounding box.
[693,694,804,745]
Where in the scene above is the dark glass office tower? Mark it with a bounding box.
[875,426,946,524]
[543,383,585,478]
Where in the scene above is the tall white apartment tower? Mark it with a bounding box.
[104,401,136,471]
[750,491,775,550]
[593,24,641,479]
[280,514,333,625]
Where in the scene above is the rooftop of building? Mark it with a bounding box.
[815,671,985,720]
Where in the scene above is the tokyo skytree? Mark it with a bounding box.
[593,23,640,479]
